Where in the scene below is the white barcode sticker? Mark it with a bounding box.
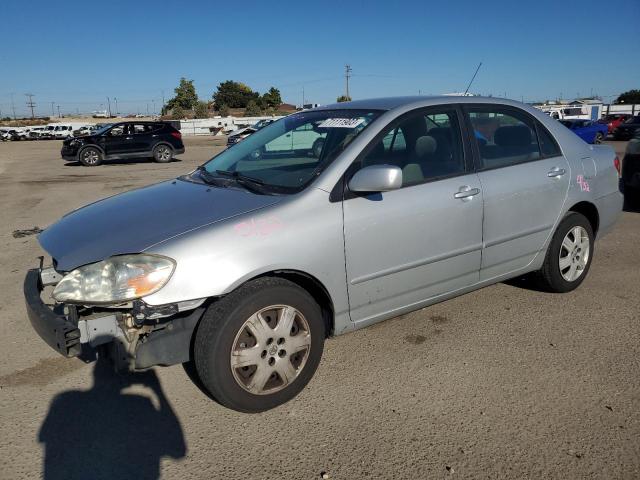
[318,118,364,128]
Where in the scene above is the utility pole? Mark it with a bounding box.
[152,99,155,116]
[344,64,352,99]
[106,97,112,117]
[51,101,55,117]
[114,97,118,116]
[25,93,36,119]
[161,90,165,114]
[57,105,61,118]
[146,103,149,116]
[10,93,16,119]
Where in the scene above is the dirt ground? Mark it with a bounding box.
[0,137,638,479]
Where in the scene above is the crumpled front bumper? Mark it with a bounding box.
[23,266,206,370]
[23,268,82,357]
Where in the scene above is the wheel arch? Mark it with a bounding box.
[568,201,599,236]
[78,143,105,156]
[153,141,175,151]
[248,269,336,337]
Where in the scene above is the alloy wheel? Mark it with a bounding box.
[83,149,99,165]
[559,226,590,282]
[230,305,311,395]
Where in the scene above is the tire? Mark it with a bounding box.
[153,144,173,163]
[594,132,604,144]
[535,212,594,293]
[193,277,325,412]
[79,146,103,166]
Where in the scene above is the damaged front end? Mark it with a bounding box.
[24,260,206,371]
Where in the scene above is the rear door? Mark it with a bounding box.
[130,123,155,152]
[465,105,570,280]
[343,106,483,325]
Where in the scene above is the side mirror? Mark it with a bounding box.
[349,164,402,193]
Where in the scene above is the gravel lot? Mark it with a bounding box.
[0,137,638,479]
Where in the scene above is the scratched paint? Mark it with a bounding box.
[234,217,284,237]
[576,175,590,192]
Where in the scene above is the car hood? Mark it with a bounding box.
[39,178,282,271]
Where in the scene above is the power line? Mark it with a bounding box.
[25,93,36,119]
[344,64,352,99]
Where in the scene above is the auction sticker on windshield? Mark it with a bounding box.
[318,118,365,128]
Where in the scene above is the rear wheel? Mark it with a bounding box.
[79,146,102,166]
[193,278,325,412]
[153,144,173,163]
[594,132,604,144]
[535,212,594,293]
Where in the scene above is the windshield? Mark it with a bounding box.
[624,116,640,124]
[93,124,114,135]
[202,109,381,193]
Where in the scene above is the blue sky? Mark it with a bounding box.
[1,0,638,116]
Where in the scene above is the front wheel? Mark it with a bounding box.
[153,144,173,163]
[594,132,604,144]
[79,146,103,166]
[535,212,594,293]
[193,278,325,412]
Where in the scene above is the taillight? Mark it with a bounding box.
[170,131,182,140]
[614,156,621,176]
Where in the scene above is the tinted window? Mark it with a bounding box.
[536,122,561,157]
[361,109,465,186]
[468,107,541,169]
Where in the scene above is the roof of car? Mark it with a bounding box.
[313,95,530,112]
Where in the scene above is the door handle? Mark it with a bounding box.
[547,167,566,178]
[453,186,480,199]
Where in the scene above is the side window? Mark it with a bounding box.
[361,109,465,187]
[467,108,541,169]
[109,125,125,136]
[536,122,562,157]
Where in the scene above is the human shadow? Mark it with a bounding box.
[38,359,186,480]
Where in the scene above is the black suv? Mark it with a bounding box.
[61,121,185,166]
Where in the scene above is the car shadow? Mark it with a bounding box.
[63,158,182,167]
[38,358,186,480]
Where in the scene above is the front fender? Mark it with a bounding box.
[142,188,353,333]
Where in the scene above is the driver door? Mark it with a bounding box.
[343,107,483,326]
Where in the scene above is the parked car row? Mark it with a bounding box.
[0,123,112,141]
[557,114,640,143]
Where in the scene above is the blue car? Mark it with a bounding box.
[560,119,608,144]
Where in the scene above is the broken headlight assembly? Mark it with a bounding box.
[52,254,175,304]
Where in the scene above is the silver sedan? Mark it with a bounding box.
[25,96,623,412]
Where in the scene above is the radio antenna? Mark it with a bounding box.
[464,62,482,96]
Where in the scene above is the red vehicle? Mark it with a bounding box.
[599,114,630,134]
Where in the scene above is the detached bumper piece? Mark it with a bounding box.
[23,269,81,357]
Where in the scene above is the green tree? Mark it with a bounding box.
[171,106,185,120]
[194,101,209,118]
[616,89,640,104]
[164,78,198,114]
[244,100,263,117]
[218,104,230,117]
[213,81,259,108]
[336,95,352,102]
[262,87,282,109]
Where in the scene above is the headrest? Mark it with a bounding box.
[494,125,531,147]
[415,135,437,158]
